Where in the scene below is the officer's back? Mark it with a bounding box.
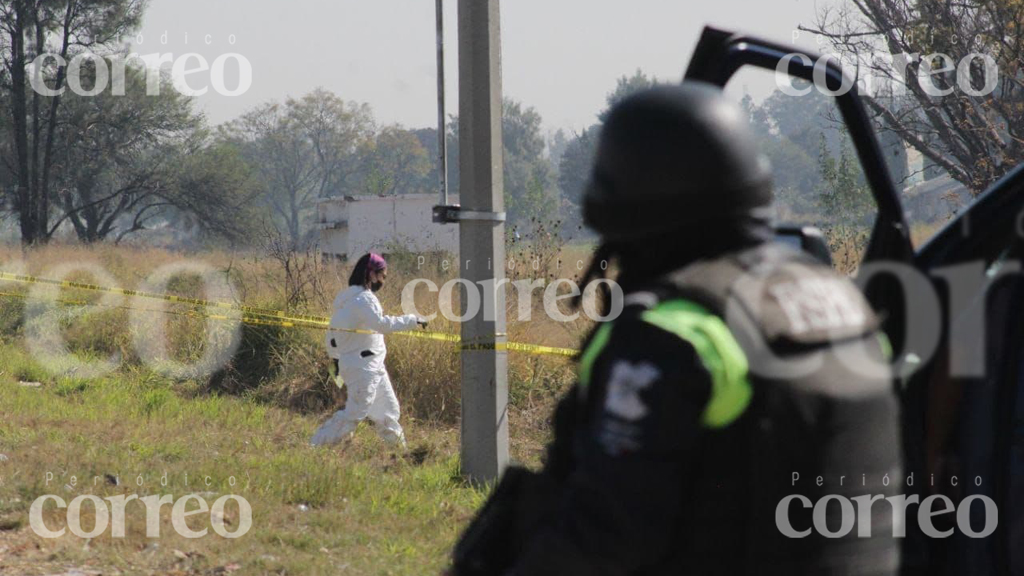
[452,82,902,576]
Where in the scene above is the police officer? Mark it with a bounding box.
[452,82,903,575]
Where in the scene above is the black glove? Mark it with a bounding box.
[417,318,429,329]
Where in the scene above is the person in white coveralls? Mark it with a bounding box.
[310,252,427,447]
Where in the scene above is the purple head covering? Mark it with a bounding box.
[368,253,387,272]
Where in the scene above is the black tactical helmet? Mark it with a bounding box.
[583,81,773,241]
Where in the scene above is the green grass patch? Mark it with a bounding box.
[0,340,497,575]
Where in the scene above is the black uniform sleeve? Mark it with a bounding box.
[511,316,714,576]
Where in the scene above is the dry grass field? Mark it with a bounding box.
[0,241,594,575]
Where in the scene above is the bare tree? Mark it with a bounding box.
[802,0,1024,194]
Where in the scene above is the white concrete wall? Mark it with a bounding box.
[318,194,459,258]
[320,227,348,257]
[906,147,924,187]
[316,199,349,257]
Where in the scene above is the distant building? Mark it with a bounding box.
[317,194,459,260]
[906,147,926,187]
[905,145,946,186]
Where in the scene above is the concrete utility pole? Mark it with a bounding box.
[457,0,508,483]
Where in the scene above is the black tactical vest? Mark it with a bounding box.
[615,243,904,576]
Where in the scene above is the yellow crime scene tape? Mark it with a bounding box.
[0,271,578,358]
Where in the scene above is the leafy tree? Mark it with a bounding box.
[761,82,843,157]
[49,59,201,242]
[220,90,373,246]
[221,102,319,246]
[740,94,774,139]
[817,133,874,222]
[0,0,145,244]
[547,129,569,173]
[739,90,821,219]
[816,133,875,269]
[500,99,557,226]
[737,84,907,224]
[556,69,661,217]
[2,52,259,245]
[412,124,459,198]
[287,88,373,198]
[164,142,262,245]
[557,124,599,207]
[442,100,557,228]
[599,69,660,121]
[356,125,432,196]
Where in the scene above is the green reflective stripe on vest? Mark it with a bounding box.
[877,332,893,362]
[576,299,752,429]
[579,322,614,387]
[640,300,752,429]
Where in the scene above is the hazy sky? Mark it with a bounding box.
[136,0,833,133]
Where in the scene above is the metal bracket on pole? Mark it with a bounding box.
[432,204,506,223]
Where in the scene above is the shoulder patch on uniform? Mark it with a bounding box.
[728,261,878,344]
[766,276,868,336]
[603,360,660,421]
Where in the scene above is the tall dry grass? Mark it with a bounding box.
[0,233,601,574]
[0,239,594,436]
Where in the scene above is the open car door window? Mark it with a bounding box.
[684,27,914,267]
[683,27,919,367]
[718,66,879,273]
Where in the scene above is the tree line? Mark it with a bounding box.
[1,0,1016,248]
[0,0,580,249]
[0,0,254,245]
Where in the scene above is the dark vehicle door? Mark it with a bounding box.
[682,26,1022,576]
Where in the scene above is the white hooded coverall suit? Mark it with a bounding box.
[310,285,419,446]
